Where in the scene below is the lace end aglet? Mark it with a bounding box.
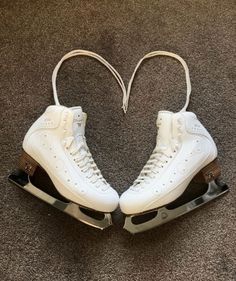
[122,104,128,114]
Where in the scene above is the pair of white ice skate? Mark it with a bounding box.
[9,50,228,234]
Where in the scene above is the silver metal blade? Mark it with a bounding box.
[8,171,112,230]
[124,180,229,234]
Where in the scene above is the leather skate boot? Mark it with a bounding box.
[9,50,126,229]
[120,51,228,233]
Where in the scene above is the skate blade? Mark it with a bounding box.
[123,180,229,234]
[8,170,112,230]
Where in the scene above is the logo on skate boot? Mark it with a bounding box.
[25,162,33,173]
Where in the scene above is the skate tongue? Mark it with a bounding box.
[70,106,87,136]
[156,111,173,147]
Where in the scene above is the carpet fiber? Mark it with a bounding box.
[0,1,236,280]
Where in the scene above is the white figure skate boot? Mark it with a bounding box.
[120,51,228,233]
[9,50,127,229]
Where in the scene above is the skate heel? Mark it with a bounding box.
[19,150,39,176]
[194,159,221,183]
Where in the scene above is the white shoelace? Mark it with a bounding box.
[134,141,179,185]
[125,51,191,186]
[52,50,191,113]
[52,50,128,186]
[64,134,105,185]
[123,51,191,113]
[52,49,127,111]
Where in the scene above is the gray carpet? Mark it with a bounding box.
[0,1,236,280]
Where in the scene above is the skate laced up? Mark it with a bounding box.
[51,50,128,188]
[133,140,178,186]
[124,51,191,187]
[133,118,180,187]
[64,129,108,188]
